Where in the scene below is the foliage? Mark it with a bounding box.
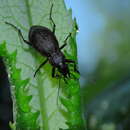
[82,1,130,130]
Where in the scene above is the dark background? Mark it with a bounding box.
[0,58,13,130]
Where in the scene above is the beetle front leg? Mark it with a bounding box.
[65,59,79,73]
[5,22,31,45]
[60,33,71,50]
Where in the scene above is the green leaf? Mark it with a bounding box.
[0,0,84,129]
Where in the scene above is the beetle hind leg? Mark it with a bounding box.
[5,22,31,45]
[34,59,48,77]
[52,67,55,77]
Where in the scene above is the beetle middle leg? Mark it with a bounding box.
[52,67,61,78]
[65,59,79,73]
[49,4,56,34]
[52,67,55,77]
[60,33,71,50]
[5,22,31,45]
[34,59,48,77]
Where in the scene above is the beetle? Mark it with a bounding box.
[5,4,79,78]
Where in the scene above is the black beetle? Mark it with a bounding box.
[5,4,79,78]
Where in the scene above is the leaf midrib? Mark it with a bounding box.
[24,1,50,130]
[24,0,33,26]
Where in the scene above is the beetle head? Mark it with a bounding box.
[50,52,70,78]
[58,62,70,78]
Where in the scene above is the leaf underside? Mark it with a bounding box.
[0,0,84,130]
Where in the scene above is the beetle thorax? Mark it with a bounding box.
[49,52,64,67]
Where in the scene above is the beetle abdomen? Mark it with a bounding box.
[29,26,59,56]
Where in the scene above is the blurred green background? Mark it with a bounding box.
[66,0,130,130]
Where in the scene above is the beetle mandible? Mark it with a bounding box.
[5,4,79,78]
